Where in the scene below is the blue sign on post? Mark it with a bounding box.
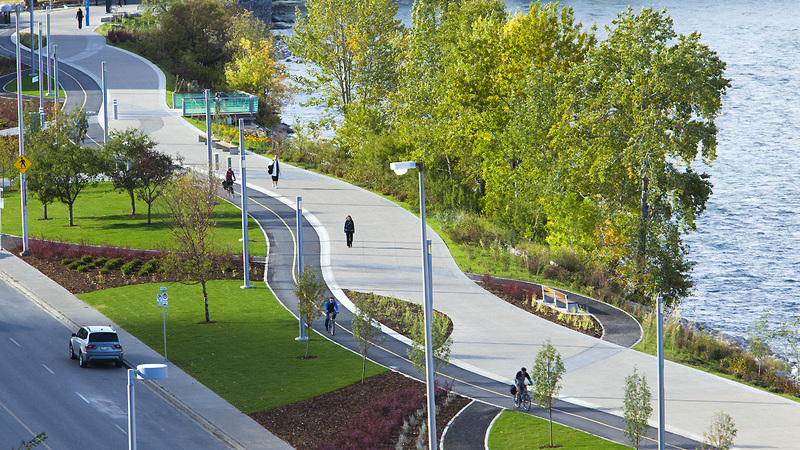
[83,0,89,26]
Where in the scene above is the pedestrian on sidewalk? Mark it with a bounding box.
[76,8,83,29]
[344,215,355,247]
[269,155,280,188]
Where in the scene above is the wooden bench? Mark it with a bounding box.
[198,133,219,144]
[215,141,238,154]
[541,286,571,311]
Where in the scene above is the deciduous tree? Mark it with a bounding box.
[225,38,290,125]
[159,170,221,323]
[407,311,453,377]
[25,108,101,226]
[623,366,652,449]
[564,7,729,305]
[294,265,326,358]
[531,339,565,447]
[351,295,385,382]
[288,0,403,114]
[702,411,737,450]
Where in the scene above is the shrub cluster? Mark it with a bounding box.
[641,315,799,396]
[107,29,139,43]
[479,274,541,302]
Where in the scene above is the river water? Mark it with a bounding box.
[281,1,800,342]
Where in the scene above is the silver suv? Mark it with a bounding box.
[69,325,124,368]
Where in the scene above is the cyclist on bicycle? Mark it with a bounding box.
[515,367,531,402]
[324,296,339,332]
[223,167,236,188]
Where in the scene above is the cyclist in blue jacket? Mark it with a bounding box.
[324,297,339,332]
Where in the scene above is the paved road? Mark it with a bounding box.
[0,269,228,449]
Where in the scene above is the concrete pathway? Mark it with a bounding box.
[10,5,800,449]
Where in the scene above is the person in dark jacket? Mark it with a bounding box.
[344,215,355,248]
[76,8,83,29]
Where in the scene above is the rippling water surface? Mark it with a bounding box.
[282,0,800,340]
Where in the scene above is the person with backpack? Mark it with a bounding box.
[268,155,280,188]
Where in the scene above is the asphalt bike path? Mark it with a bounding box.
[8,5,800,449]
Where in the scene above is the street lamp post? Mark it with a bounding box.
[128,364,168,450]
[390,160,436,449]
[238,119,253,290]
[15,5,30,256]
[657,295,665,450]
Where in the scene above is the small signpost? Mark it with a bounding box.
[156,287,168,361]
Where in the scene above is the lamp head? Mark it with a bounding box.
[390,161,418,175]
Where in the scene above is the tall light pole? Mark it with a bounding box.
[657,295,665,450]
[238,119,253,290]
[101,61,108,143]
[128,364,168,450]
[390,160,436,449]
[15,5,30,256]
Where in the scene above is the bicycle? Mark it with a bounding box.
[326,312,337,336]
[222,180,234,196]
[514,383,531,411]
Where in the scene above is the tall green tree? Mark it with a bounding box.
[288,0,403,114]
[225,38,290,125]
[622,366,652,450]
[25,108,101,226]
[563,7,729,305]
[531,340,565,448]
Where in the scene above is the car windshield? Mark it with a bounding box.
[89,332,119,343]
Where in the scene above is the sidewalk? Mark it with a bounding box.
[24,6,800,449]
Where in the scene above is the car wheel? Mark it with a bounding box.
[115,360,123,368]
[79,352,88,368]
[69,342,76,360]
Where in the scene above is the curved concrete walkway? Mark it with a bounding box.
[12,5,800,449]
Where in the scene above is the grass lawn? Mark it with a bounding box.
[487,410,631,449]
[79,280,385,413]
[0,182,266,257]
[4,73,66,98]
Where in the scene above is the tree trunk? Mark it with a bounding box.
[129,189,136,215]
[42,204,48,220]
[202,279,210,322]
[147,201,152,224]
[549,406,554,446]
[361,353,367,383]
[305,328,310,358]
[68,203,74,226]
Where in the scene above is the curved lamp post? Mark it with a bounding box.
[390,161,436,449]
[128,363,168,450]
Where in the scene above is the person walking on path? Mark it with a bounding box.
[269,155,280,188]
[76,8,83,29]
[344,215,355,248]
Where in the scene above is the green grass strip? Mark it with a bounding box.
[487,410,631,449]
[0,182,265,257]
[79,280,385,413]
[4,73,66,98]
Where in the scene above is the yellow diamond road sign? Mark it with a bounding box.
[14,155,32,174]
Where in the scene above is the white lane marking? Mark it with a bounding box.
[41,364,55,375]
[114,423,126,434]
[9,338,20,347]
[76,392,90,404]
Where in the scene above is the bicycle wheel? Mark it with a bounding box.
[330,319,336,336]
[513,392,521,408]
[522,392,531,411]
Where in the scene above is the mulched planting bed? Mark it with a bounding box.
[19,253,264,294]
[250,370,470,450]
